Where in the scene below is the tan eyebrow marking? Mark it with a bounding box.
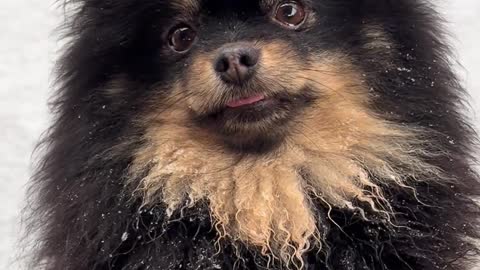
[171,0,201,18]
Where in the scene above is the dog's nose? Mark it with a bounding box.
[213,44,260,85]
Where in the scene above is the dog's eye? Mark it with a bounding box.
[168,25,197,52]
[274,1,306,29]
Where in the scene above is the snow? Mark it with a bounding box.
[439,1,480,133]
[0,0,478,269]
[1,0,57,269]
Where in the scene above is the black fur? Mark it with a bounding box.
[25,0,480,269]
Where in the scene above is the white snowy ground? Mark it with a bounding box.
[0,0,478,269]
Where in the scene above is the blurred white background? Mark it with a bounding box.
[0,0,478,269]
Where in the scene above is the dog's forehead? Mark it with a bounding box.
[170,0,277,14]
[170,0,201,13]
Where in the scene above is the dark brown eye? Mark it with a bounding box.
[274,1,306,28]
[168,25,197,52]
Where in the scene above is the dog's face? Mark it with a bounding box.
[129,0,396,152]
[168,0,329,152]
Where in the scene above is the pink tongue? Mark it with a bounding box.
[226,94,265,108]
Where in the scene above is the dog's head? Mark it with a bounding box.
[158,0,330,151]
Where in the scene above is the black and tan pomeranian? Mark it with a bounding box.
[25,0,480,269]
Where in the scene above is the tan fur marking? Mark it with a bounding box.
[171,0,200,19]
[364,25,391,48]
[362,24,395,53]
[129,41,442,269]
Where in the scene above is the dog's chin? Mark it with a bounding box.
[195,89,315,154]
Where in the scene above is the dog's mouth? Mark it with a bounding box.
[220,93,286,123]
[205,91,305,125]
[194,88,315,151]
[225,94,266,108]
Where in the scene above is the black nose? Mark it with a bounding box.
[214,44,260,85]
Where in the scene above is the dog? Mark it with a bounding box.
[25,0,480,269]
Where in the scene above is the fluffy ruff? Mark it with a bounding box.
[24,0,480,270]
[131,59,444,268]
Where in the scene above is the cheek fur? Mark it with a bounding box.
[127,56,446,268]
